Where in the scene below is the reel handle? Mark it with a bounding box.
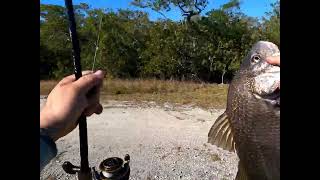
[62,161,80,174]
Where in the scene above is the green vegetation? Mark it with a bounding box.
[40,0,280,83]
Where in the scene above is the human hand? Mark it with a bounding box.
[40,70,104,141]
[266,55,280,89]
[266,55,280,66]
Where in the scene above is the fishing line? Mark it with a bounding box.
[92,12,103,71]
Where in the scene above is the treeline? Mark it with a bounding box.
[40,0,279,83]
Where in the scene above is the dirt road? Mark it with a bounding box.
[40,98,238,180]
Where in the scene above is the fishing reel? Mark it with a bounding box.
[62,0,130,179]
[62,154,130,180]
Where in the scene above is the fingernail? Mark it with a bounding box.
[94,70,104,79]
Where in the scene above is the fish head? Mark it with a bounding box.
[240,41,280,106]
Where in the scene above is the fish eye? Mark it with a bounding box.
[251,55,261,63]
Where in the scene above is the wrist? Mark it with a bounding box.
[40,128,58,142]
[40,127,60,142]
[40,108,60,141]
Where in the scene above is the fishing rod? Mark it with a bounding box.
[62,0,130,179]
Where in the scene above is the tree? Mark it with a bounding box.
[40,1,278,83]
[262,1,280,47]
[131,0,208,22]
[194,0,259,83]
[40,4,72,79]
[40,4,92,79]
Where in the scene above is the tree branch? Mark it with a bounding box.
[194,0,207,14]
[178,2,188,14]
[195,0,201,12]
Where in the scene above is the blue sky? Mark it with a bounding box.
[41,0,277,21]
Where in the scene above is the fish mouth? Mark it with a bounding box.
[261,87,280,106]
[254,85,280,107]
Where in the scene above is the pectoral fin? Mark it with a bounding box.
[208,112,235,152]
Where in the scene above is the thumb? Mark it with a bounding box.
[266,56,280,66]
[73,70,104,94]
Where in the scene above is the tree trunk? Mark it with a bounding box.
[221,66,226,84]
[221,71,226,84]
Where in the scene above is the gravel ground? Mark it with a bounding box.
[40,97,238,180]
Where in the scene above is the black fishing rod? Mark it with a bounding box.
[64,0,91,179]
[62,0,130,179]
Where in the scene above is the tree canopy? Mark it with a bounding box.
[40,0,280,83]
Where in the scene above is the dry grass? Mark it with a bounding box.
[40,79,228,109]
[40,80,58,94]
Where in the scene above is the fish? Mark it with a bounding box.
[208,41,280,180]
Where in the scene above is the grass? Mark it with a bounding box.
[40,78,228,109]
[40,80,58,94]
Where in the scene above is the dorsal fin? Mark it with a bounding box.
[208,112,236,152]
